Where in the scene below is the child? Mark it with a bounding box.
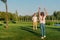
[38,8,48,39]
[32,13,37,30]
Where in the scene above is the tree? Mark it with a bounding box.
[53,11,60,20]
[15,10,19,23]
[1,0,8,29]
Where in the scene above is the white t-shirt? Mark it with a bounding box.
[32,16,37,22]
[39,16,46,24]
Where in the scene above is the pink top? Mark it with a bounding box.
[39,16,46,24]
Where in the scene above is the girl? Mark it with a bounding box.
[38,8,48,39]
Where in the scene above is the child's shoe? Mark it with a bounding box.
[41,37,44,39]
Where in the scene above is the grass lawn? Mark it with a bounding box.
[0,22,60,40]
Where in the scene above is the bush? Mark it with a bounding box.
[46,21,55,25]
[55,22,60,24]
[11,20,16,24]
[0,24,3,26]
[3,21,6,24]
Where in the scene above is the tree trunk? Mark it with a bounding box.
[5,2,8,29]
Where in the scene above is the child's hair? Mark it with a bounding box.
[34,13,36,15]
[40,12,45,16]
[33,13,36,17]
[40,12,45,20]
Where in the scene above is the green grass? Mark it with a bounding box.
[0,22,60,40]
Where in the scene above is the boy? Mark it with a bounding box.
[32,13,37,30]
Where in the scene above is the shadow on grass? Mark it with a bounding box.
[27,25,40,28]
[53,28,60,31]
[20,26,41,37]
[52,28,60,31]
[46,27,60,31]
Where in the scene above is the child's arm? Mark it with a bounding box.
[44,8,48,16]
[38,7,41,17]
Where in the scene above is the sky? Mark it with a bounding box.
[0,0,60,16]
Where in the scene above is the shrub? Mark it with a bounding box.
[3,21,6,24]
[11,20,16,24]
[46,21,55,25]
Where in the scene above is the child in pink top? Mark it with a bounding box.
[38,8,48,39]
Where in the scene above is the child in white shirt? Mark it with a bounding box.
[32,13,37,30]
